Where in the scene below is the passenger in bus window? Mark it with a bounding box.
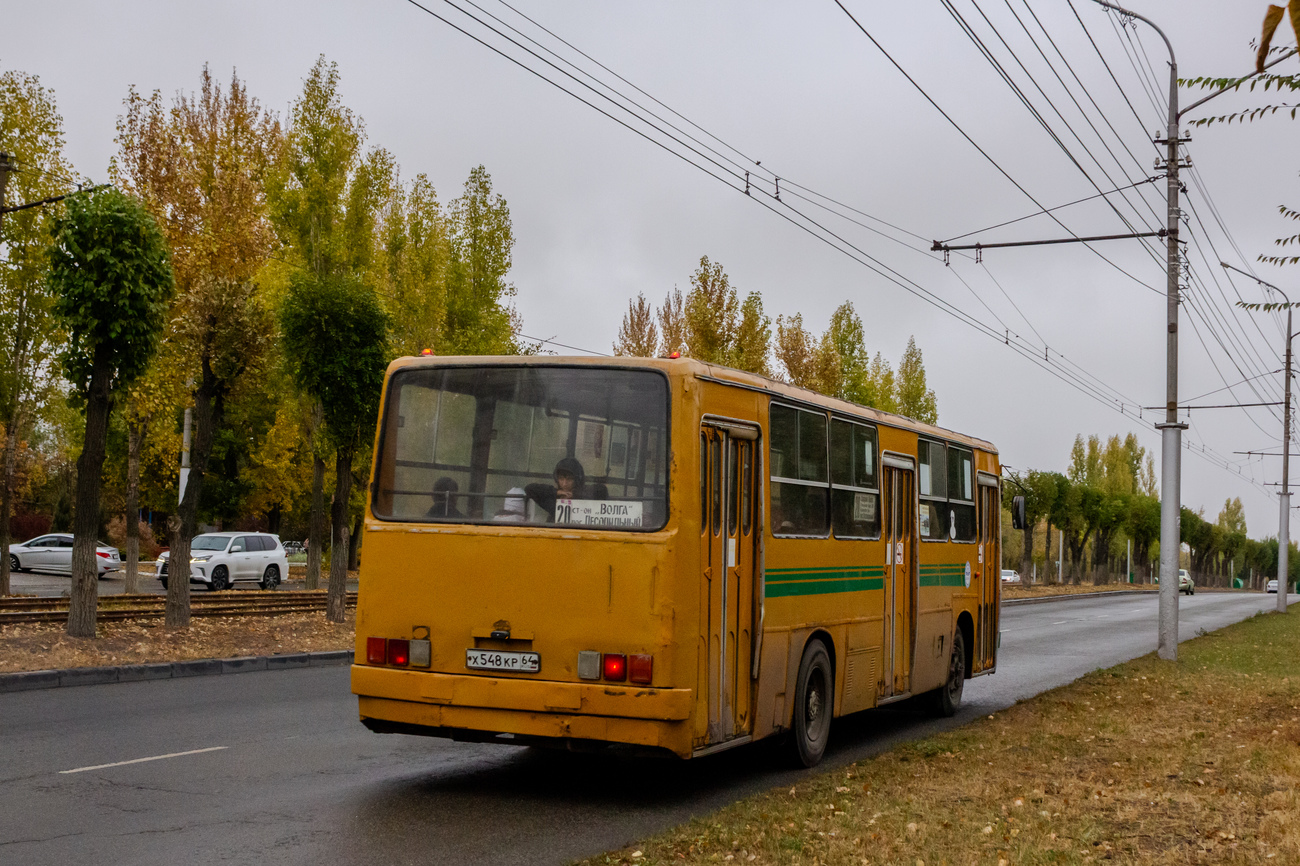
[525,457,587,521]
[492,488,527,523]
[427,477,463,519]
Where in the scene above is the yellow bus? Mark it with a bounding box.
[352,355,1000,765]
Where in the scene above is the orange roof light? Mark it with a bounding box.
[668,351,681,359]
[420,348,434,356]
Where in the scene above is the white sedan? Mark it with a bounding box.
[7,533,121,577]
[1267,579,1279,593]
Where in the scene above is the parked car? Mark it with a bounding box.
[1179,568,1194,595]
[156,532,288,591]
[1000,568,1021,585]
[282,540,304,555]
[1267,578,1279,594]
[7,533,120,578]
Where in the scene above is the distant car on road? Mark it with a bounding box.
[156,532,288,591]
[1179,568,1194,595]
[1000,568,1021,585]
[1267,578,1279,593]
[6,533,120,577]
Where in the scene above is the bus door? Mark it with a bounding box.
[883,458,917,697]
[977,474,1000,672]
[700,420,758,744]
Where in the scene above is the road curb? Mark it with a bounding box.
[0,649,354,694]
[1002,589,1160,607]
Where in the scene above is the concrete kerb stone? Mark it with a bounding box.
[0,650,353,694]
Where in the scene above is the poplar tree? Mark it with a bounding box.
[657,286,686,357]
[613,292,658,357]
[0,68,74,596]
[732,291,772,376]
[894,336,937,423]
[48,187,174,637]
[445,166,519,354]
[683,255,739,364]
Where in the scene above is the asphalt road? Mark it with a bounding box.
[0,591,1290,865]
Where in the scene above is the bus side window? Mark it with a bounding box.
[728,439,739,537]
[711,436,722,536]
[740,441,753,536]
[701,432,708,535]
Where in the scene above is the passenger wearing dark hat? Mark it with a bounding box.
[525,457,586,522]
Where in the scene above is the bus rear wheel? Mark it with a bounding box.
[791,639,833,768]
[930,628,965,717]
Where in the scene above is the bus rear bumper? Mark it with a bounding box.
[352,665,694,757]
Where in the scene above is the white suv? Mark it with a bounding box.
[157,532,289,591]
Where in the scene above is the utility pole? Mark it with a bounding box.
[1087,2,1186,658]
[1224,260,1294,615]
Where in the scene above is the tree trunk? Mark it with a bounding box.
[306,453,325,590]
[0,417,18,597]
[348,511,362,570]
[124,419,145,594]
[67,356,115,638]
[1043,521,1053,583]
[166,357,225,628]
[327,448,352,623]
[1020,518,1035,587]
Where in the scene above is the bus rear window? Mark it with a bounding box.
[373,366,670,530]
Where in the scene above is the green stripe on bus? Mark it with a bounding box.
[767,566,885,577]
[919,573,968,587]
[765,577,885,597]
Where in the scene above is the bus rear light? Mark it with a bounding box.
[602,653,627,682]
[577,650,601,680]
[387,639,410,666]
[629,653,653,684]
[366,637,387,665]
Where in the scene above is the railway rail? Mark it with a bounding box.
[0,590,357,625]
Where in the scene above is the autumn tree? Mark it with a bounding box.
[280,272,389,622]
[48,187,174,637]
[613,292,658,357]
[732,291,772,375]
[115,66,280,623]
[657,286,686,356]
[1217,497,1247,535]
[0,68,75,596]
[894,336,937,423]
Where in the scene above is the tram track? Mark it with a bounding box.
[0,590,357,624]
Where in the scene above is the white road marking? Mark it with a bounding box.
[1052,621,1070,625]
[60,746,228,775]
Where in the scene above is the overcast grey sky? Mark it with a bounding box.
[5,1,1297,539]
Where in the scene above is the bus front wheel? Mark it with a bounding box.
[930,628,966,717]
[791,639,833,768]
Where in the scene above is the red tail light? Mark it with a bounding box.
[366,637,387,665]
[629,653,653,684]
[96,551,109,559]
[387,639,410,666]
[602,653,627,681]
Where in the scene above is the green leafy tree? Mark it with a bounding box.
[683,255,739,364]
[280,272,389,622]
[732,291,772,375]
[613,292,658,357]
[267,56,388,588]
[47,187,174,637]
[1011,469,1059,582]
[378,173,448,357]
[894,336,937,424]
[823,301,871,403]
[1127,495,1162,581]
[1217,496,1248,535]
[0,67,75,596]
[444,165,519,354]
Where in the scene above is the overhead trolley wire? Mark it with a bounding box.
[941,0,1165,255]
[405,0,1255,486]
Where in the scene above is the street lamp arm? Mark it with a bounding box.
[1221,261,1289,301]
[1086,2,1174,67]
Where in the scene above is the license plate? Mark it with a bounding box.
[465,649,540,673]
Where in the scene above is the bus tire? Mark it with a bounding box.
[791,639,833,768]
[930,627,965,718]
